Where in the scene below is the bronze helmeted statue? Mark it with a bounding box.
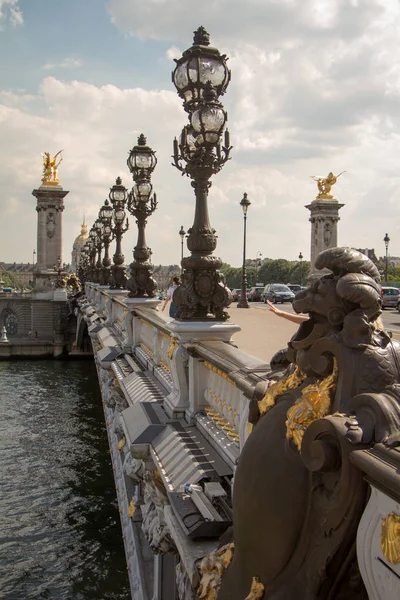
[202,248,400,600]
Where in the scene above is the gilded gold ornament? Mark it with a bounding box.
[285,361,338,451]
[380,512,400,564]
[244,576,265,599]
[257,367,306,418]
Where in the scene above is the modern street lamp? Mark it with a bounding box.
[298,251,303,286]
[126,134,158,298]
[255,251,262,284]
[99,199,114,286]
[238,193,251,309]
[384,233,390,283]
[109,177,129,290]
[172,27,232,320]
[179,226,186,273]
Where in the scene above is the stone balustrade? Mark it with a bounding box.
[77,282,270,599]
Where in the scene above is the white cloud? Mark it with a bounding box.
[0,0,23,28]
[41,58,83,71]
[3,0,400,269]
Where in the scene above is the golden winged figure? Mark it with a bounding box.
[310,171,345,199]
[42,150,63,185]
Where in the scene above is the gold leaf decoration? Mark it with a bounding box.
[257,366,306,417]
[244,576,265,599]
[117,438,125,450]
[167,338,178,359]
[197,543,235,600]
[380,512,400,564]
[285,360,338,451]
[127,499,135,518]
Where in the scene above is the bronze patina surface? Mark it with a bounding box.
[217,247,400,600]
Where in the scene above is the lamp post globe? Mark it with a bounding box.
[238,193,251,309]
[172,25,230,113]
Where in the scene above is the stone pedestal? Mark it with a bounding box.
[164,320,241,418]
[305,196,344,279]
[32,184,69,291]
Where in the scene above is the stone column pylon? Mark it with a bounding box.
[305,196,344,278]
[32,184,69,291]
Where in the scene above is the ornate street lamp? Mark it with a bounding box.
[298,252,304,286]
[172,27,232,320]
[108,177,129,290]
[99,199,114,286]
[384,233,390,283]
[78,246,89,286]
[94,218,104,283]
[238,193,251,309]
[179,226,186,273]
[88,228,98,283]
[126,134,158,298]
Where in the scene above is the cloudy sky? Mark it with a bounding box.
[1,0,399,270]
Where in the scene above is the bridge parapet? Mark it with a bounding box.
[77,283,270,599]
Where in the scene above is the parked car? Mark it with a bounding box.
[231,288,241,301]
[287,284,302,294]
[248,286,264,302]
[262,284,295,304]
[381,286,400,309]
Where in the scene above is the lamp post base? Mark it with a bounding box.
[237,298,250,309]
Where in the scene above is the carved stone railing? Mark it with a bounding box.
[77,282,270,599]
[77,281,400,600]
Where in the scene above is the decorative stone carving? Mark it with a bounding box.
[218,248,400,600]
[123,453,145,485]
[47,212,56,238]
[176,562,198,600]
[141,472,177,555]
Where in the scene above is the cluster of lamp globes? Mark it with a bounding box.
[172,26,232,168]
[79,27,232,283]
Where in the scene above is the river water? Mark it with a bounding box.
[0,360,130,600]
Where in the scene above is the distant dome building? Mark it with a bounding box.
[71,217,88,273]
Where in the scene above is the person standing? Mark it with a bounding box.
[162,276,181,318]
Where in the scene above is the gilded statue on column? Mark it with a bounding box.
[41,150,63,186]
[310,171,345,199]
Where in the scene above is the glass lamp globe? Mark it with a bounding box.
[114,208,126,224]
[109,177,127,208]
[100,199,113,224]
[127,134,157,177]
[172,27,230,111]
[133,181,152,202]
[191,85,227,145]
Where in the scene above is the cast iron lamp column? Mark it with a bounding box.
[179,226,186,273]
[88,229,98,283]
[109,177,129,290]
[78,247,89,286]
[384,233,390,284]
[298,251,303,286]
[126,134,158,298]
[172,26,232,320]
[94,218,104,284]
[99,199,113,286]
[238,193,251,309]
